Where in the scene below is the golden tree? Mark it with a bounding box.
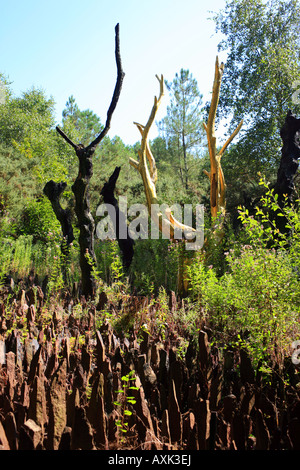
[129,74,196,243]
[203,56,243,222]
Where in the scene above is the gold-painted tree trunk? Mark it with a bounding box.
[203,57,243,223]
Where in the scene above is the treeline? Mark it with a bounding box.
[0,86,209,237]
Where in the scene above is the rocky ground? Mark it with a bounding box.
[0,281,299,451]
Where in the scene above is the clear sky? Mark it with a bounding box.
[0,0,228,145]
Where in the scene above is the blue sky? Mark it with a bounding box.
[0,0,228,145]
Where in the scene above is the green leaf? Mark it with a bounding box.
[127,399,137,405]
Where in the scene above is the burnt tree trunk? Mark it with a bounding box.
[100,166,134,271]
[72,145,97,297]
[55,24,125,298]
[43,181,74,283]
[273,110,300,234]
[274,110,300,205]
[43,181,74,248]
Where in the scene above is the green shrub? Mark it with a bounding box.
[18,195,61,242]
[186,180,300,369]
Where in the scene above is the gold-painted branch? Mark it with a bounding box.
[138,74,164,156]
[218,119,243,157]
[129,156,139,170]
[129,75,164,212]
[134,122,157,184]
[206,58,224,134]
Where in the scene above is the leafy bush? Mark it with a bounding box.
[18,195,61,242]
[186,181,300,369]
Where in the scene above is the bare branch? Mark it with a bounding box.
[134,122,157,183]
[218,119,243,157]
[206,57,225,137]
[130,74,197,243]
[130,76,164,212]
[141,74,164,146]
[129,157,139,170]
[56,126,78,150]
[88,23,125,151]
[53,24,125,298]
[56,24,125,153]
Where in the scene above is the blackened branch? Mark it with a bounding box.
[53,24,125,298]
[87,23,125,151]
[55,126,79,151]
[56,23,125,154]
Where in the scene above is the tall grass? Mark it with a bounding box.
[0,233,80,288]
[10,235,33,277]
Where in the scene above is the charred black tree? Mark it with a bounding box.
[55,24,125,298]
[241,111,300,225]
[273,110,300,234]
[101,166,134,271]
[274,110,300,206]
[43,180,74,282]
[43,181,74,247]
